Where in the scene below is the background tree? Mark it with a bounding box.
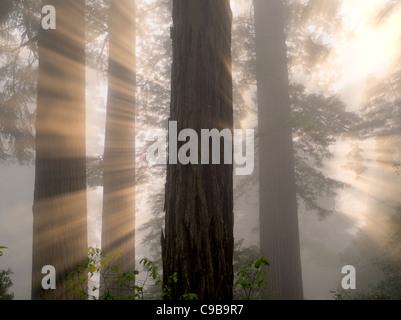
[101,0,136,298]
[31,0,88,300]
[232,0,354,216]
[139,0,356,300]
[254,0,303,300]
[0,0,40,165]
[162,0,234,300]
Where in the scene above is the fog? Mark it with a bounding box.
[1,0,400,300]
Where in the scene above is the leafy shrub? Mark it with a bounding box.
[67,247,198,300]
[234,257,270,300]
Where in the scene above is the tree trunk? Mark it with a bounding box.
[254,0,304,300]
[32,0,87,300]
[101,0,136,297]
[162,0,234,300]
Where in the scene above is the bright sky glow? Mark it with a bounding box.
[335,0,401,109]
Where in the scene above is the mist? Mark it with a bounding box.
[0,0,400,301]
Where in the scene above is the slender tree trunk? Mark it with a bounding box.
[162,0,234,300]
[32,0,87,300]
[254,0,304,300]
[101,0,136,297]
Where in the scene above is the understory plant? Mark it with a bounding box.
[66,247,198,300]
[67,247,268,300]
[234,257,270,300]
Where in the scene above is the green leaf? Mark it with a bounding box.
[0,246,8,256]
[239,280,253,288]
[180,293,198,300]
[111,265,120,273]
[257,279,267,287]
[88,263,96,275]
[261,257,270,266]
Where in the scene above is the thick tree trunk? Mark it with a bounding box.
[32,0,87,300]
[101,0,136,297]
[162,0,234,300]
[254,0,304,300]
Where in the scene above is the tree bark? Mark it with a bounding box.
[32,0,87,300]
[101,0,136,297]
[254,0,304,300]
[162,0,234,300]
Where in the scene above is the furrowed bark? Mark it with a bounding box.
[162,0,234,300]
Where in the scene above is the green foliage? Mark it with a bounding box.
[67,247,198,300]
[233,240,267,300]
[331,255,401,301]
[140,257,169,299]
[332,205,401,300]
[0,268,14,300]
[234,257,269,300]
[180,293,199,301]
[0,246,7,257]
[331,287,394,301]
[291,84,359,218]
[0,0,39,165]
[0,247,14,300]
[67,247,142,300]
[139,258,198,300]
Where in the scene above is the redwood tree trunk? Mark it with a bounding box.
[254,0,304,300]
[101,0,136,297]
[162,0,234,300]
[32,0,87,300]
